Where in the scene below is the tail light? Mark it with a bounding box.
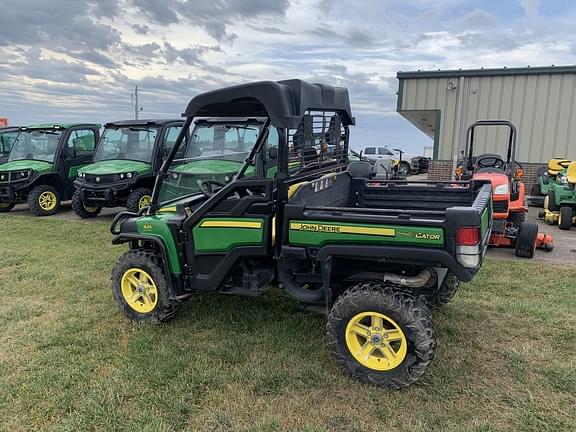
[456,227,481,268]
[456,227,480,246]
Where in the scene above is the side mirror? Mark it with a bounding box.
[268,147,278,160]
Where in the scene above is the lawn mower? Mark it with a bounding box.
[456,120,554,257]
[531,157,571,207]
[541,160,576,230]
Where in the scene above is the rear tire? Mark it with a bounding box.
[111,249,180,324]
[72,190,102,219]
[507,211,526,227]
[515,222,538,258]
[414,272,460,308]
[558,206,573,230]
[327,283,436,389]
[547,190,559,211]
[126,188,152,213]
[27,185,60,216]
[0,202,15,212]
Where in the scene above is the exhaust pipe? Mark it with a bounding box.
[382,268,434,288]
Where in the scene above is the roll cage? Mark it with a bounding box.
[151,79,355,210]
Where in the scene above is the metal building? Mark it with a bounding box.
[396,66,576,164]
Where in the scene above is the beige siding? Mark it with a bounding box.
[399,73,576,162]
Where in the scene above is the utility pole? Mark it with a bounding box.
[131,86,142,120]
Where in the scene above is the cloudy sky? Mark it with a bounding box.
[0,0,574,152]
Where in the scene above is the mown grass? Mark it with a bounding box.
[0,214,575,431]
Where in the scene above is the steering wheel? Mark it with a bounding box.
[199,180,226,197]
[477,155,505,169]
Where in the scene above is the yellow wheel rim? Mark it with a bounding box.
[559,212,563,225]
[38,191,57,211]
[544,196,549,211]
[0,202,11,208]
[121,268,158,314]
[139,195,151,209]
[345,311,407,371]
[83,203,99,213]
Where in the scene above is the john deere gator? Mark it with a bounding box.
[109,80,492,389]
[72,120,184,217]
[0,123,100,215]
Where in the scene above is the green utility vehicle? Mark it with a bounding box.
[110,80,492,389]
[0,123,100,215]
[545,161,576,229]
[72,120,185,217]
[0,127,19,164]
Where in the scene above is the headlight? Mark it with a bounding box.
[127,172,134,179]
[171,172,179,180]
[494,184,509,195]
[78,172,85,178]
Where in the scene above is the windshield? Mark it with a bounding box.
[94,127,159,163]
[158,122,262,204]
[8,129,62,163]
[0,130,19,156]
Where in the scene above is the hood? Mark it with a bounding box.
[79,160,151,175]
[0,160,54,173]
[171,159,254,175]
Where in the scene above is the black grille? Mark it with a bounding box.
[492,200,508,213]
[85,174,115,184]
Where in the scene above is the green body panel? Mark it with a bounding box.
[551,182,576,205]
[171,159,252,175]
[79,160,152,175]
[288,220,445,248]
[135,214,181,274]
[0,160,54,173]
[192,218,265,253]
[481,205,491,239]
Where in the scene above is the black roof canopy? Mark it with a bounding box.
[104,119,183,128]
[184,79,355,129]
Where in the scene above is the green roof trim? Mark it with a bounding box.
[397,65,576,79]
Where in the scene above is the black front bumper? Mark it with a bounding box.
[74,179,134,205]
[0,180,29,203]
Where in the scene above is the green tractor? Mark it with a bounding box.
[0,123,100,215]
[110,80,492,389]
[545,161,576,230]
[72,120,185,217]
[531,157,571,207]
[0,127,19,164]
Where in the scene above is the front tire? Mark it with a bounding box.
[515,222,538,258]
[111,249,180,323]
[547,190,559,211]
[558,206,573,230]
[126,188,152,213]
[27,185,60,216]
[72,190,102,219]
[327,283,436,389]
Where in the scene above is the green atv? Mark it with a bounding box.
[0,123,100,215]
[110,80,492,389]
[72,120,185,218]
[546,161,576,230]
[0,127,19,164]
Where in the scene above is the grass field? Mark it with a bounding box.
[0,214,575,432]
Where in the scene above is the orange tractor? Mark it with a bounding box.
[456,120,553,257]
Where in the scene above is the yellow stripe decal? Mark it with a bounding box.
[290,222,395,237]
[158,206,178,213]
[200,220,263,229]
